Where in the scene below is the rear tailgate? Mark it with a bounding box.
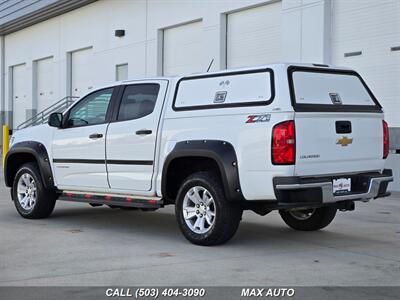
[295,112,383,176]
[288,66,385,176]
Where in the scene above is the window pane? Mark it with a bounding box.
[116,64,128,81]
[68,88,113,127]
[292,72,375,106]
[174,70,272,109]
[117,84,160,121]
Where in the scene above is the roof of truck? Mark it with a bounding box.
[89,63,355,93]
[119,62,353,85]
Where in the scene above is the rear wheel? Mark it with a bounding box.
[279,207,337,231]
[175,172,242,246]
[12,163,57,219]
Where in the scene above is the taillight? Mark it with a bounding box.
[383,120,389,159]
[272,120,295,165]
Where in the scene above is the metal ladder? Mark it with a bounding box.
[17,96,79,130]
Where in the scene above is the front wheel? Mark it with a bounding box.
[175,172,242,246]
[279,207,337,231]
[12,163,57,219]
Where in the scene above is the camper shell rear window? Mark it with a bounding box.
[173,69,274,111]
[288,66,382,113]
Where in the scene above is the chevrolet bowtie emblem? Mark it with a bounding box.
[336,136,353,147]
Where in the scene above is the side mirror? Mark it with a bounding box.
[48,112,63,128]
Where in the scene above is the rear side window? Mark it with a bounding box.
[117,84,160,121]
[288,67,381,112]
[173,69,274,110]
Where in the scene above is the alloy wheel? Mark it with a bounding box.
[17,173,37,211]
[182,186,216,234]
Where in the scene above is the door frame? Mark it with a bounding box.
[105,80,169,194]
[51,85,121,189]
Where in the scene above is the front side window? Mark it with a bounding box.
[67,88,114,127]
[117,84,160,121]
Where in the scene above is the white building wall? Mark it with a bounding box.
[226,1,282,68]
[281,0,331,63]
[2,0,329,126]
[163,20,204,76]
[331,0,400,127]
[1,0,398,190]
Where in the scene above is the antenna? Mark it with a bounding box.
[206,59,214,72]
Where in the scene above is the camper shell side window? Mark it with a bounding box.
[173,69,275,111]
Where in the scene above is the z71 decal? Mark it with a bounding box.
[246,114,271,123]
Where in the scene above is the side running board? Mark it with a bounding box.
[58,191,163,209]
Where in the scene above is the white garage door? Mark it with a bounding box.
[12,64,29,129]
[37,57,55,112]
[163,21,203,76]
[71,48,94,97]
[226,2,282,69]
[332,0,400,127]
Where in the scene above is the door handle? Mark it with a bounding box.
[89,133,103,139]
[136,129,152,135]
[336,121,352,134]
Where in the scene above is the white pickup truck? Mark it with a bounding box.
[4,63,393,245]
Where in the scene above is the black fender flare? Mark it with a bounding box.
[162,140,245,202]
[4,141,55,189]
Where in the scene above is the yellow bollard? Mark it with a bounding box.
[2,125,9,167]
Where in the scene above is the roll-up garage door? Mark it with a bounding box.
[332,0,400,127]
[71,48,94,97]
[37,57,55,112]
[226,2,282,69]
[12,64,29,129]
[163,21,203,76]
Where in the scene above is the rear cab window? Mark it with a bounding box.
[288,66,382,112]
[173,69,274,110]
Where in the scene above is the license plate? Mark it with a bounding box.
[333,178,351,194]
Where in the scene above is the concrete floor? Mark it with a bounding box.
[0,178,399,287]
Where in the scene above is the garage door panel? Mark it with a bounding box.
[227,2,282,69]
[71,48,94,97]
[163,21,203,76]
[332,0,400,127]
[37,57,55,112]
[12,64,29,129]
[333,0,399,39]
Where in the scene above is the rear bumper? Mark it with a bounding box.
[273,169,393,206]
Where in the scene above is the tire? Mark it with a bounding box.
[175,171,242,246]
[279,207,337,231]
[12,162,57,219]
